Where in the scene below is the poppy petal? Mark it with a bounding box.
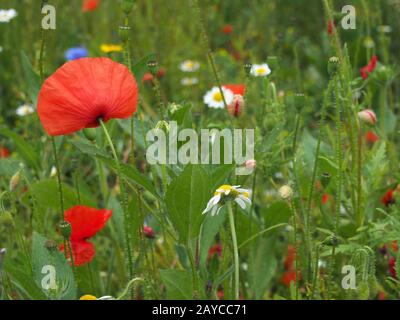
[64,205,112,241]
[37,57,138,136]
[223,84,246,96]
[60,240,95,266]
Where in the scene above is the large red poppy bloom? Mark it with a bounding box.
[59,205,112,266]
[82,0,100,12]
[223,84,246,96]
[360,55,378,80]
[37,57,138,136]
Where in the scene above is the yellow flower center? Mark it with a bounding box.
[213,92,223,102]
[256,67,266,75]
[80,295,97,300]
[214,185,239,197]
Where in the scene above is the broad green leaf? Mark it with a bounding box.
[159,269,193,299]
[0,126,41,172]
[166,165,210,243]
[31,233,76,300]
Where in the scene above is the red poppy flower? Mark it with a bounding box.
[281,270,301,287]
[59,205,112,266]
[389,257,397,278]
[221,24,233,35]
[284,245,296,270]
[365,130,379,144]
[37,57,138,136]
[82,0,99,12]
[223,84,245,96]
[327,20,335,36]
[360,55,378,80]
[143,225,155,239]
[381,189,395,207]
[208,243,222,260]
[142,68,166,84]
[322,193,330,205]
[0,147,10,158]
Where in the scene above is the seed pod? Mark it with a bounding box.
[118,25,131,43]
[293,93,305,112]
[59,221,72,239]
[147,60,158,76]
[244,63,252,76]
[321,172,331,189]
[328,56,340,76]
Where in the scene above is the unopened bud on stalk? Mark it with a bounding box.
[121,0,135,15]
[279,185,293,200]
[328,56,340,76]
[118,25,131,43]
[358,109,377,125]
[293,93,305,112]
[147,60,158,76]
[244,63,252,76]
[321,172,331,189]
[9,170,21,192]
[83,127,97,141]
[59,221,72,239]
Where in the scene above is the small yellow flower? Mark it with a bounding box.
[100,44,123,54]
[80,294,97,300]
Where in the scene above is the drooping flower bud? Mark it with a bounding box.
[279,185,293,200]
[59,221,72,239]
[358,109,377,125]
[227,94,245,117]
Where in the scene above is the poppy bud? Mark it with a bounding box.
[45,239,58,252]
[321,172,331,189]
[59,221,72,239]
[121,0,135,15]
[118,25,131,43]
[267,56,278,69]
[143,225,155,239]
[147,60,158,76]
[244,63,252,76]
[358,109,377,125]
[9,170,21,192]
[293,93,305,112]
[279,185,293,200]
[83,127,97,141]
[245,159,257,170]
[328,56,340,76]
[227,94,245,117]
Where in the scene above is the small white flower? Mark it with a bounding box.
[16,104,34,117]
[179,60,200,72]
[250,63,271,77]
[181,77,199,86]
[0,9,17,23]
[203,86,234,109]
[203,185,252,216]
[50,166,57,178]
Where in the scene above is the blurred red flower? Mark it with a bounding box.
[82,0,100,12]
[142,68,166,84]
[360,55,378,80]
[208,243,222,260]
[59,205,112,266]
[381,189,395,207]
[0,147,10,158]
[389,257,397,278]
[322,193,330,205]
[281,270,301,287]
[327,20,335,36]
[221,24,233,35]
[143,225,155,239]
[37,57,138,136]
[284,245,296,270]
[365,130,379,144]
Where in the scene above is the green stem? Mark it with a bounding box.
[227,203,239,300]
[99,119,134,289]
[290,200,299,300]
[51,137,64,220]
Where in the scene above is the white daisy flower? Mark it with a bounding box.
[181,77,199,86]
[203,185,252,216]
[0,9,17,23]
[179,60,200,72]
[16,104,34,116]
[250,63,272,77]
[203,86,234,109]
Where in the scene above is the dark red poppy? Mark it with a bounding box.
[381,189,395,207]
[389,257,397,278]
[208,243,222,260]
[0,147,10,158]
[322,193,330,205]
[143,225,155,239]
[37,57,138,136]
[223,84,245,96]
[366,130,379,144]
[327,20,335,36]
[59,205,112,266]
[284,245,296,270]
[360,55,378,80]
[82,0,99,12]
[221,24,233,35]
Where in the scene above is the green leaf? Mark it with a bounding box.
[31,233,76,300]
[262,201,291,229]
[0,126,41,172]
[132,53,156,87]
[166,165,210,243]
[159,269,193,299]
[20,51,41,106]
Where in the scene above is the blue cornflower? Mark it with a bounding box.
[64,47,88,61]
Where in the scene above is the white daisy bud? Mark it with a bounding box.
[358,109,377,125]
[279,185,293,200]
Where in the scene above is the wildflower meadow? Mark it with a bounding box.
[1,0,400,305]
